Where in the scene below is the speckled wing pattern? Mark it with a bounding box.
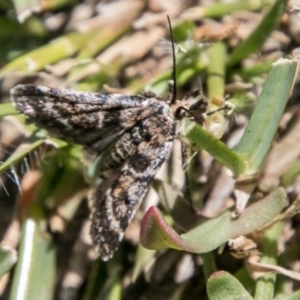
[11,84,176,260]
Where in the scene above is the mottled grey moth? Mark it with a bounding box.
[10,18,208,260]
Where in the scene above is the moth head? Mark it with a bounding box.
[172,90,208,123]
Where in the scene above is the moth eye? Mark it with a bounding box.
[189,99,208,111]
[175,107,186,119]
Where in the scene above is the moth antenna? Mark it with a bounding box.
[167,15,177,104]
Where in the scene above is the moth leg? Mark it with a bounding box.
[179,140,194,208]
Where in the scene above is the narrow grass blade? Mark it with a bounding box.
[234,58,298,175]
[0,245,17,277]
[0,139,45,175]
[206,42,226,99]
[0,103,18,117]
[254,223,282,300]
[228,0,286,67]
[206,42,227,138]
[182,119,247,176]
[9,219,56,300]
[182,0,265,20]
[0,31,97,77]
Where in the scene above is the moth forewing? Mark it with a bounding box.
[10,85,154,152]
[11,85,177,260]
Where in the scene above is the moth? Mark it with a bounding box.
[10,17,209,260]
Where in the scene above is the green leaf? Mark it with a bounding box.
[207,271,254,300]
[140,188,287,253]
[275,290,300,300]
